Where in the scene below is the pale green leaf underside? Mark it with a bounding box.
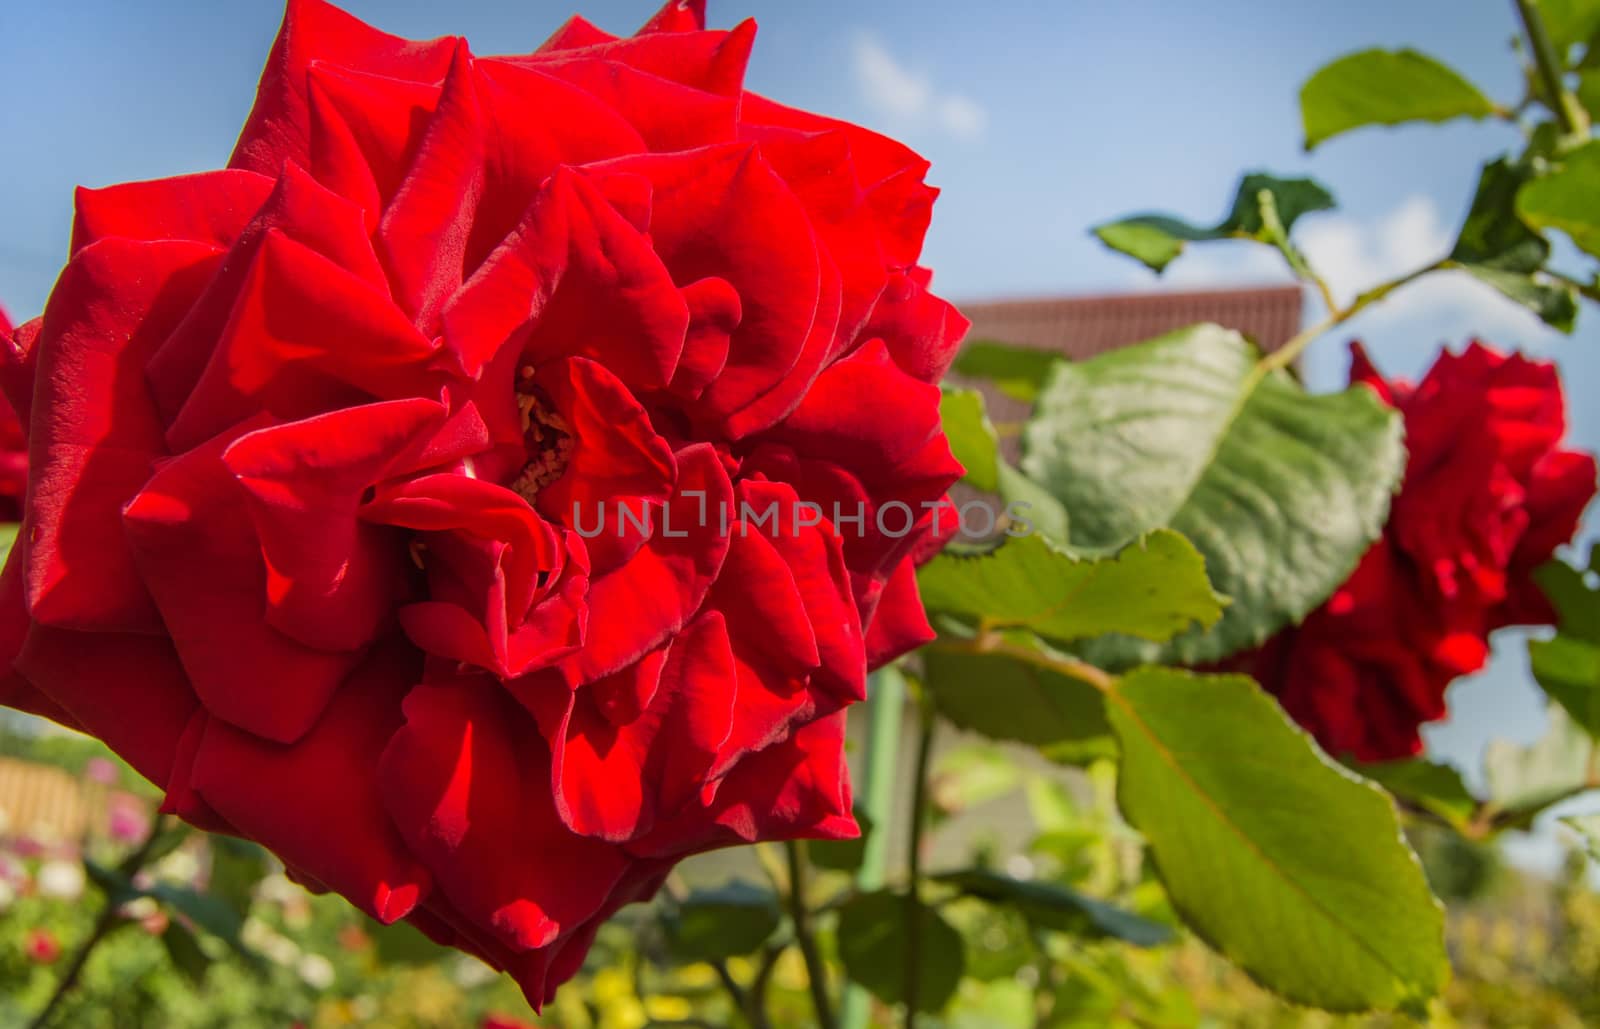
[1023,324,1404,665]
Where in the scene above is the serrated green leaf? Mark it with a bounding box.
[1348,758,1479,831]
[665,880,780,962]
[1518,141,1600,259]
[1107,668,1448,1012]
[1023,324,1404,666]
[952,340,1061,403]
[924,639,1114,765]
[1300,49,1496,150]
[836,890,965,1013]
[940,388,1000,492]
[1485,703,1595,827]
[1451,158,1577,331]
[932,868,1173,947]
[918,530,1224,646]
[1093,173,1334,272]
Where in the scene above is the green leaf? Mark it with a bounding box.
[146,882,256,961]
[1527,556,1600,740]
[1299,49,1496,150]
[923,638,1115,765]
[1536,556,1600,643]
[917,530,1224,646]
[665,880,780,962]
[1518,141,1600,259]
[932,868,1173,947]
[995,462,1070,545]
[1561,813,1600,861]
[369,917,451,966]
[1349,758,1479,831]
[84,858,142,908]
[1451,158,1577,331]
[205,837,267,920]
[811,807,873,871]
[161,923,212,986]
[940,388,1000,492]
[1486,702,1595,827]
[836,890,965,1013]
[1093,173,1334,272]
[121,825,191,877]
[1023,324,1404,665]
[952,340,1061,404]
[1107,668,1448,1012]
[1540,0,1600,59]
[1532,635,1600,738]
[0,523,18,566]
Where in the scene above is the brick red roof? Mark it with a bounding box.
[957,283,1304,359]
[951,285,1305,469]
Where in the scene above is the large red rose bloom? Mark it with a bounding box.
[0,0,965,1004]
[1246,342,1596,761]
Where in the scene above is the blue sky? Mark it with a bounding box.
[2,1,1597,863]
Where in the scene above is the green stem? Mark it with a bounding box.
[28,816,168,1029]
[842,666,908,1029]
[785,841,837,1029]
[902,699,937,1028]
[1514,0,1591,139]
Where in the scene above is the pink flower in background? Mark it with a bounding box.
[107,793,151,843]
[25,927,61,964]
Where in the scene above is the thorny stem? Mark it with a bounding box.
[28,816,170,1029]
[785,841,837,1029]
[1514,0,1592,140]
[1255,258,1452,379]
[902,698,937,1028]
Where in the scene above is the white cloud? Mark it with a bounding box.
[1298,194,1453,307]
[851,33,987,140]
[936,95,988,140]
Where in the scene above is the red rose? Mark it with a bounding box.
[0,306,26,521]
[1245,342,1596,760]
[0,0,964,1006]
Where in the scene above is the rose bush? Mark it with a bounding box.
[1242,342,1597,760]
[0,0,964,1005]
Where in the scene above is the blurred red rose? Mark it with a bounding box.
[1245,342,1596,761]
[25,927,60,964]
[0,305,26,521]
[0,0,964,1007]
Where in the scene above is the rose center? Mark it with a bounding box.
[510,370,573,504]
